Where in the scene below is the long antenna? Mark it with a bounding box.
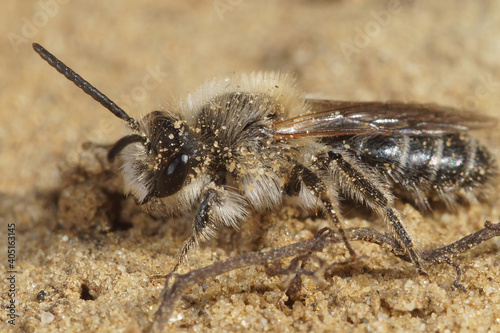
[32,43,139,132]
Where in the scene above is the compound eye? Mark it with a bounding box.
[154,153,190,197]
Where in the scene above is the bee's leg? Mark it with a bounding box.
[169,189,219,274]
[327,151,427,275]
[292,164,356,260]
[169,188,248,274]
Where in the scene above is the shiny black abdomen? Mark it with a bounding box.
[325,134,496,208]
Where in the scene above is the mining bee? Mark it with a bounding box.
[33,43,497,275]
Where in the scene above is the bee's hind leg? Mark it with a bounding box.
[326,150,427,275]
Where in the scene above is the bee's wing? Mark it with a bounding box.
[271,99,498,138]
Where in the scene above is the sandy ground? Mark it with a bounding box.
[1,1,500,332]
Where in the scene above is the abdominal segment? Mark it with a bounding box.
[325,134,496,209]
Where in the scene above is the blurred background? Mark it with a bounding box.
[2,1,500,194]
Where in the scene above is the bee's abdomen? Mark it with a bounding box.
[346,134,496,208]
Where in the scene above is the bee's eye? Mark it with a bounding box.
[154,153,190,197]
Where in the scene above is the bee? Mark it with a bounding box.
[33,43,497,275]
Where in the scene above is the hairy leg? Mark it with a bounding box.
[327,151,426,274]
[170,189,218,274]
[290,164,356,259]
[170,187,248,274]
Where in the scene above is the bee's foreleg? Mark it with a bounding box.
[170,186,248,274]
[169,189,219,274]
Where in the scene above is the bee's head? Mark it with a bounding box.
[108,111,199,204]
[31,44,200,205]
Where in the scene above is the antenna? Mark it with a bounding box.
[32,43,139,132]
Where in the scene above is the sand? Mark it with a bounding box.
[1,1,500,332]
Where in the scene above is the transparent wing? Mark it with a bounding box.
[272,99,498,138]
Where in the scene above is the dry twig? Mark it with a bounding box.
[148,222,500,333]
